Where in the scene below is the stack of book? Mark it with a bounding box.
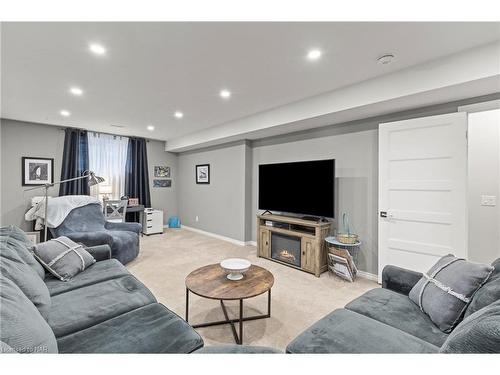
[327,247,358,282]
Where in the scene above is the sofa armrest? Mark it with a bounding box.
[382,265,423,295]
[105,221,142,234]
[85,244,112,261]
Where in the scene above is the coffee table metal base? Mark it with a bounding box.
[185,289,271,345]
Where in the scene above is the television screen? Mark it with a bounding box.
[258,159,335,218]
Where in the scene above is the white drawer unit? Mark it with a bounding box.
[142,209,164,235]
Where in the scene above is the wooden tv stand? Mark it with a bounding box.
[256,214,332,277]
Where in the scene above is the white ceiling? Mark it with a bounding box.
[2,22,500,142]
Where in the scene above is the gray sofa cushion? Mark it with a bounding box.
[57,303,203,353]
[0,242,51,320]
[345,288,448,346]
[0,276,58,353]
[440,300,500,353]
[45,258,129,296]
[0,225,45,279]
[464,258,500,318]
[48,275,156,337]
[286,309,439,353]
[32,236,96,281]
[195,345,282,354]
[409,254,493,332]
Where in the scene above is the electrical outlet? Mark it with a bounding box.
[195,216,199,222]
[481,195,496,207]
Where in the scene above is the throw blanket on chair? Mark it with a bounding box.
[25,195,101,230]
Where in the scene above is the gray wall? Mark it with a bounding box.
[251,127,379,274]
[0,118,177,229]
[147,139,178,224]
[0,119,64,231]
[177,141,247,241]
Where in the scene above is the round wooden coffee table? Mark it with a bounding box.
[185,264,274,345]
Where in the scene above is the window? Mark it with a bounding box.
[88,132,129,200]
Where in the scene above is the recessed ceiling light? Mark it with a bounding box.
[220,89,231,99]
[60,110,71,117]
[147,125,155,131]
[69,87,83,96]
[174,111,184,119]
[307,49,322,61]
[377,54,395,65]
[89,43,106,55]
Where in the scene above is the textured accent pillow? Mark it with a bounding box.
[31,236,95,281]
[409,254,493,333]
[0,276,58,353]
[440,299,500,353]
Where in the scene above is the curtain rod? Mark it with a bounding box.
[58,127,151,142]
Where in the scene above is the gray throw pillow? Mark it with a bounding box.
[31,236,95,281]
[0,276,58,353]
[409,254,493,333]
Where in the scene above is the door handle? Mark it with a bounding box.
[380,211,394,219]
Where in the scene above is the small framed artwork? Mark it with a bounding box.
[128,198,139,206]
[153,179,172,188]
[25,231,41,244]
[196,164,210,184]
[154,166,171,178]
[22,157,54,186]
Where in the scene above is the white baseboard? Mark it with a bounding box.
[357,270,378,282]
[246,240,257,247]
[181,225,248,247]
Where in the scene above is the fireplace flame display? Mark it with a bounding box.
[278,249,296,262]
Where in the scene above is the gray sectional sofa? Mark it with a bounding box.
[286,259,500,353]
[1,226,203,353]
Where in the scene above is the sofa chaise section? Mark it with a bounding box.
[57,303,204,353]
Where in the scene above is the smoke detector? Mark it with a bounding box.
[377,54,395,65]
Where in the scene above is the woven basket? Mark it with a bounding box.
[336,233,359,244]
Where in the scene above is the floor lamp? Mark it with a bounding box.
[25,170,105,242]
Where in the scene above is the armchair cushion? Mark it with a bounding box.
[105,221,142,234]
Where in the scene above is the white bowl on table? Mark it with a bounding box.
[220,258,251,280]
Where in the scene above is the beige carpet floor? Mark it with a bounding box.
[127,228,378,350]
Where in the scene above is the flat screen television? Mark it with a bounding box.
[258,159,335,218]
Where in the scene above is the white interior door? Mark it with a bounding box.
[378,112,467,282]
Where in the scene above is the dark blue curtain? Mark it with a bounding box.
[125,137,151,207]
[59,128,90,196]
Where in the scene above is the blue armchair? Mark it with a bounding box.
[50,203,142,265]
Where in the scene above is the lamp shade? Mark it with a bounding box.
[99,184,113,194]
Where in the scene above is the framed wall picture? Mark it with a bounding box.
[196,164,210,184]
[154,166,171,178]
[25,231,41,244]
[153,179,172,188]
[22,157,54,186]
